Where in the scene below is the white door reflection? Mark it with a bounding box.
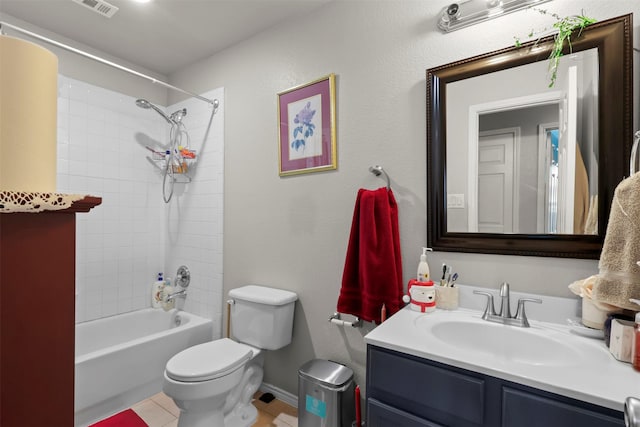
[446,49,599,235]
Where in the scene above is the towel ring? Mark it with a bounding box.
[369,165,391,190]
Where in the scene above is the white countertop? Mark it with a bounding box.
[364,305,640,412]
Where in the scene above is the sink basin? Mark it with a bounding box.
[421,317,582,366]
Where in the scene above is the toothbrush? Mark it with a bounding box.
[448,272,458,287]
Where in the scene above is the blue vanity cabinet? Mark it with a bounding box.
[366,345,624,427]
[368,398,445,427]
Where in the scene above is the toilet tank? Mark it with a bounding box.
[228,285,298,350]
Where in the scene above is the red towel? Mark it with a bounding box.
[337,187,403,323]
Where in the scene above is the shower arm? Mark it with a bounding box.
[0,21,219,108]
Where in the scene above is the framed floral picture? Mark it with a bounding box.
[277,74,337,176]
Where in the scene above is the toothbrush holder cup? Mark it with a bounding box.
[436,286,459,310]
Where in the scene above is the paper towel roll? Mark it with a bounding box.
[0,35,58,192]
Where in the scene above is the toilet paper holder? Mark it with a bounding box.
[329,312,362,328]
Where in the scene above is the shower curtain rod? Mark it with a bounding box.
[0,21,217,107]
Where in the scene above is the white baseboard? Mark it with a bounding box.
[259,382,298,408]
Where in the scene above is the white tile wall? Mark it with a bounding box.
[57,76,224,325]
[164,88,225,337]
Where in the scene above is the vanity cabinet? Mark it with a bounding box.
[366,345,624,427]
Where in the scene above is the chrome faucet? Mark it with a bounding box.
[498,282,511,318]
[473,282,542,327]
[166,289,187,302]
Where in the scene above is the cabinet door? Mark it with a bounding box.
[1,213,77,427]
[368,398,446,427]
[367,346,487,425]
[502,387,624,427]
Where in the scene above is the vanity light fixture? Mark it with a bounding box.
[437,0,552,32]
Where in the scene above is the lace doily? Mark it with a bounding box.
[0,191,86,213]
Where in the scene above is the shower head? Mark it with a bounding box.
[135,98,174,124]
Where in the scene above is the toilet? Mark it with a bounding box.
[163,285,298,427]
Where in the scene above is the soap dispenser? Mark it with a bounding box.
[417,247,433,282]
[151,272,165,308]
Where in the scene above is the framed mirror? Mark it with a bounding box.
[427,14,632,259]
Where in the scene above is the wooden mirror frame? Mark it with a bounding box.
[426,14,632,259]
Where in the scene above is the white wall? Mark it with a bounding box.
[57,75,165,322]
[168,0,640,397]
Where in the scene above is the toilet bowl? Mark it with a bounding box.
[163,338,262,427]
[163,285,297,427]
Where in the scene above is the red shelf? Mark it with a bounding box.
[1,193,101,426]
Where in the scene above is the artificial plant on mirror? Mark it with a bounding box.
[514,9,597,87]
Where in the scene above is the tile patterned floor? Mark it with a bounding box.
[130,391,298,427]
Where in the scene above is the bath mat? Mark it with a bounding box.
[89,409,148,427]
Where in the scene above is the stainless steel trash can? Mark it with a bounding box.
[298,359,355,427]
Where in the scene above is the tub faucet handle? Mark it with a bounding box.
[175,265,190,288]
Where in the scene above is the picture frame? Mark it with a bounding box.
[278,74,337,176]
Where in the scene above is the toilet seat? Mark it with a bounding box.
[165,338,253,382]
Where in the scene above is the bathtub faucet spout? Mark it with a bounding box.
[166,289,187,302]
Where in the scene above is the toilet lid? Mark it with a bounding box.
[165,338,253,382]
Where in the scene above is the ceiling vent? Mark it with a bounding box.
[71,0,119,18]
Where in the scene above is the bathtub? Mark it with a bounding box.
[74,308,212,427]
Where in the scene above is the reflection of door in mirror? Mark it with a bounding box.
[476,105,557,234]
[476,128,517,233]
[446,48,599,235]
[539,125,559,233]
[557,65,578,235]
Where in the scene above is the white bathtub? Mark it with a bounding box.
[74,308,212,427]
